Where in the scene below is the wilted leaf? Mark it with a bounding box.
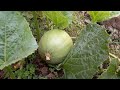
[63,24,109,79]
[0,11,38,70]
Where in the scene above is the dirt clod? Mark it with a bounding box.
[40,66,49,76]
[47,73,55,79]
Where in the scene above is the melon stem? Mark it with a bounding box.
[45,53,51,60]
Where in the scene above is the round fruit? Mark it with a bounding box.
[38,29,73,64]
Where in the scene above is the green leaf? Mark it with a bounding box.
[88,11,111,23]
[110,11,120,18]
[43,11,69,29]
[63,24,109,79]
[0,11,38,70]
[99,58,120,79]
[61,11,73,24]
[88,11,120,23]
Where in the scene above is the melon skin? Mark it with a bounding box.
[38,29,73,64]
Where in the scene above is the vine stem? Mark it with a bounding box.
[109,53,120,62]
[32,11,40,42]
[46,17,50,29]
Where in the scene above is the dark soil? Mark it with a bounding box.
[32,51,64,79]
[0,70,4,79]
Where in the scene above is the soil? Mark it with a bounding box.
[98,15,120,58]
[32,51,64,79]
[0,70,4,79]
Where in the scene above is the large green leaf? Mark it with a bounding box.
[99,58,120,79]
[63,24,109,79]
[43,11,69,29]
[0,11,38,70]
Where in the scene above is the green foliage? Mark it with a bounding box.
[63,24,109,79]
[43,11,73,29]
[0,11,119,79]
[14,64,36,79]
[0,11,38,70]
[110,11,120,18]
[61,11,73,24]
[88,11,111,23]
[99,57,120,79]
[88,11,120,23]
